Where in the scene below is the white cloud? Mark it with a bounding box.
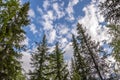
[61,27,69,35]
[21,51,31,73]
[66,8,74,21]
[64,42,73,60]
[97,0,106,3]
[43,0,65,20]
[58,24,69,35]
[40,10,54,30]
[66,0,79,21]
[59,38,68,48]
[96,12,104,22]
[43,0,50,10]
[19,0,22,4]
[29,24,38,34]
[52,2,65,19]
[66,33,72,40]
[78,1,110,43]
[28,9,35,18]
[47,10,54,20]
[71,26,78,36]
[47,29,56,43]
[38,1,67,44]
[68,0,79,7]
[72,0,79,5]
[21,46,38,74]
[41,20,53,30]
[37,6,43,15]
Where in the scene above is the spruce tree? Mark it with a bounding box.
[0,0,29,79]
[107,24,120,62]
[29,35,49,80]
[100,0,120,79]
[99,0,120,24]
[71,34,90,80]
[100,0,120,61]
[106,24,120,79]
[49,43,69,80]
[70,58,81,80]
[76,23,105,80]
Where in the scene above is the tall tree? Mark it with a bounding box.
[100,0,120,61]
[70,58,81,80]
[107,24,120,62]
[0,0,29,79]
[100,0,120,79]
[71,34,90,80]
[29,35,50,80]
[99,0,120,24]
[99,0,120,62]
[49,43,69,80]
[76,23,105,80]
[106,24,120,79]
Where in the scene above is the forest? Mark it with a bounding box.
[0,0,120,80]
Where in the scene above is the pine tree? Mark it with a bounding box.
[0,0,29,79]
[29,35,50,80]
[99,0,120,79]
[99,0,120,24]
[49,43,69,80]
[107,24,120,62]
[100,0,120,62]
[76,23,105,80]
[70,58,81,80]
[71,34,90,80]
[106,24,120,79]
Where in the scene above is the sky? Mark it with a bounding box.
[20,0,111,74]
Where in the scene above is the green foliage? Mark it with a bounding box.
[75,23,105,80]
[29,37,69,80]
[99,0,120,24]
[100,0,120,78]
[72,71,81,80]
[0,0,30,79]
[71,34,89,80]
[49,43,69,80]
[29,35,50,80]
[107,24,120,62]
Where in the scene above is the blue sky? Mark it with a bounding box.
[21,0,112,73]
[22,0,92,47]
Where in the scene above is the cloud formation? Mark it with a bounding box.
[52,2,65,19]
[29,23,38,34]
[47,29,56,43]
[66,0,79,21]
[21,51,31,73]
[78,0,110,43]
[28,9,35,18]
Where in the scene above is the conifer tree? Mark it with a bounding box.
[76,23,105,80]
[99,0,120,24]
[106,24,120,79]
[49,43,69,80]
[70,58,81,80]
[107,24,120,62]
[100,0,120,78]
[71,34,90,80]
[100,0,120,60]
[0,0,29,79]
[29,35,50,80]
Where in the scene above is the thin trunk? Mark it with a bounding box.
[82,31,103,80]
